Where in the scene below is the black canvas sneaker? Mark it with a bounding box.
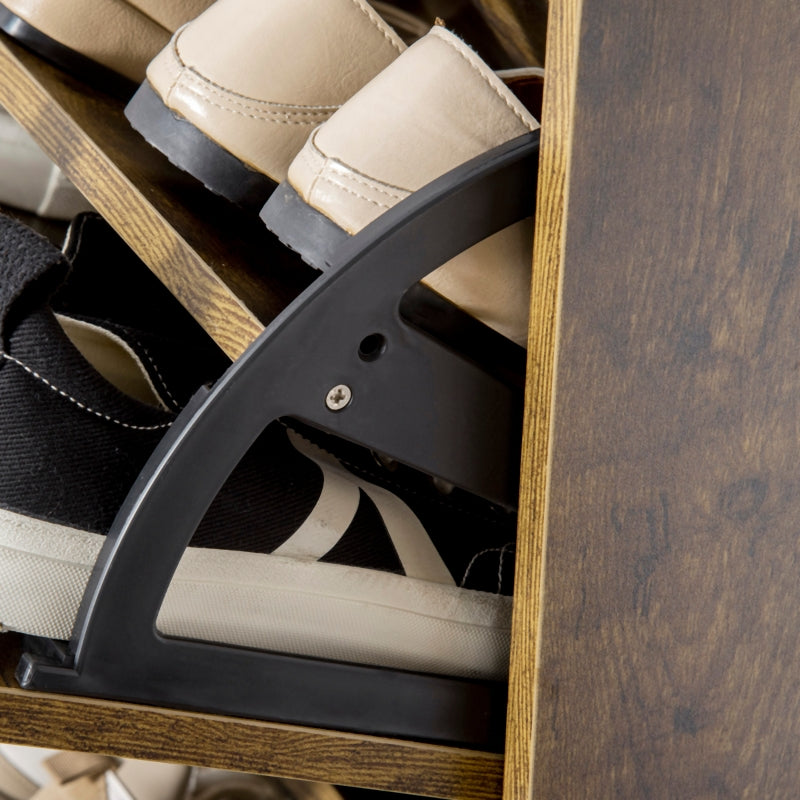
[0,213,516,681]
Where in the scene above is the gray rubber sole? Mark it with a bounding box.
[124,81,277,210]
[259,181,350,270]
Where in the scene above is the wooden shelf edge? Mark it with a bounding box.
[0,670,502,800]
[0,33,314,360]
[500,1,579,799]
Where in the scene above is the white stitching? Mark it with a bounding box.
[496,541,514,593]
[460,543,515,591]
[316,174,394,209]
[350,0,405,54]
[433,29,536,130]
[134,343,180,410]
[178,79,333,125]
[304,124,408,201]
[170,32,340,114]
[327,166,408,201]
[180,71,336,116]
[1,352,172,431]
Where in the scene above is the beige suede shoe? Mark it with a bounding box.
[261,25,543,347]
[124,0,408,209]
[0,0,214,95]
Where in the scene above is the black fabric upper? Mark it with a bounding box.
[0,212,516,594]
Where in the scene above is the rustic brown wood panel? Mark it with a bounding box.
[501,0,578,799]
[0,33,316,360]
[0,635,502,800]
[531,0,800,796]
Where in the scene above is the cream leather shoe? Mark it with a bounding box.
[0,0,214,94]
[124,0,408,209]
[261,25,543,347]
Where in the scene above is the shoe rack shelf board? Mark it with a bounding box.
[0,634,502,800]
[0,33,317,362]
[514,0,800,796]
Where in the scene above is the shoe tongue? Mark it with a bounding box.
[0,214,69,344]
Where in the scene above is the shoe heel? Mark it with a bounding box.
[124,81,276,209]
[260,181,350,271]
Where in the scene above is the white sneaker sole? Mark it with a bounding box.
[0,507,511,680]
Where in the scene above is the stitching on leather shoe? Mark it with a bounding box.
[0,352,172,431]
[302,133,409,200]
[325,163,409,201]
[180,71,337,115]
[169,32,338,117]
[350,0,405,54]
[431,27,538,130]
[317,174,394,209]
[181,83,332,125]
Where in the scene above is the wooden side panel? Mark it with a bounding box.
[532,0,800,795]
[502,0,581,799]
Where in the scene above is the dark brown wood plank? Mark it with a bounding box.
[471,0,548,67]
[0,33,316,360]
[531,0,800,795]
[0,635,502,800]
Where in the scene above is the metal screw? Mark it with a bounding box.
[325,384,352,411]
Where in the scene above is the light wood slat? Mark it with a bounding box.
[471,0,548,67]
[0,33,316,360]
[0,636,502,800]
[501,1,579,799]
[531,0,800,795]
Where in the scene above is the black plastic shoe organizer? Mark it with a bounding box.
[17,132,540,751]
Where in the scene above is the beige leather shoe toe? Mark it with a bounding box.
[0,0,213,94]
[124,0,408,209]
[262,25,542,348]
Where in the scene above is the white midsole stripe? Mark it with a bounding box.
[0,507,511,680]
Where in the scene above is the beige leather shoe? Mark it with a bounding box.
[124,0,408,209]
[261,25,542,347]
[0,0,214,94]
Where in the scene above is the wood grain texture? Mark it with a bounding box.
[0,635,502,800]
[471,0,548,67]
[503,0,580,800]
[532,0,800,796]
[0,33,316,360]
[501,1,580,799]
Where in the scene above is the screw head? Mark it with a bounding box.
[325,384,352,411]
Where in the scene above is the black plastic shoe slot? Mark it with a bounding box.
[17,131,540,751]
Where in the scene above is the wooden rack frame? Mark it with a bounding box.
[0,29,504,800]
[5,0,800,796]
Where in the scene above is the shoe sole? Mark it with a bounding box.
[0,4,137,98]
[260,180,528,386]
[125,81,278,210]
[0,506,511,681]
[260,181,350,271]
